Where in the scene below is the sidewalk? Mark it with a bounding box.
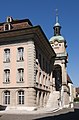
[0,107,74,115]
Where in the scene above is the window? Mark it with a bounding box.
[36,50,38,64]
[6,16,13,22]
[4,24,11,31]
[3,91,10,104]
[18,68,24,82]
[4,49,10,62]
[18,90,24,104]
[4,69,10,83]
[17,47,24,61]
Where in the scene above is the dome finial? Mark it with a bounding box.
[56,9,58,23]
[53,9,61,36]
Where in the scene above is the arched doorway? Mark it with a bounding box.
[53,65,62,91]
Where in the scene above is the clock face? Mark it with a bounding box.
[54,40,58,46]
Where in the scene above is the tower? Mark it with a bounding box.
[49,10,70,108]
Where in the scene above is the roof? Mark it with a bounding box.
[0,18,56,58]
[0,18,33,26]
[54,22,61,27]
[0,17,33,32]
[67,74,73,84]
[49,35,64,43]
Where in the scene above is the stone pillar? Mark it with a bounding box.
[53,78,56,91]
[40,92,43,107]
[50,71,53,92]
[11,90,16,107]
[36,90,39,106]
[44,92,47,105]
[62,60,67,84]
[61,60,69,108]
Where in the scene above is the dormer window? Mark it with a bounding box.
[3,17,13,31]
[6,16,13,23]
[4,23,11,31]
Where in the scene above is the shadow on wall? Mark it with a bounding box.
[34,109,79,120]
[0,105,7,111]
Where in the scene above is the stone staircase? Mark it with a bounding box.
[46,91,60,111]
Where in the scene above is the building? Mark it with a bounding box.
[0,16,73,111]
[49,14,74,109]
[76,87,79,97]
[0,16,56,111]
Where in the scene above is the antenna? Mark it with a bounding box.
[56,9,58,23]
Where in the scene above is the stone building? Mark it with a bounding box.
[49,14,74,109]
[76,87,79,97]
[0,16,73,111]
[0,16,56,111]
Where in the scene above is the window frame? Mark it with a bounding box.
[18,90,24,105]
[17,47,24,61]
[17,68,24,83]
[4,23,11,31]
[4,48,10,63]
[3,91,10,105]
[4,69,10,83]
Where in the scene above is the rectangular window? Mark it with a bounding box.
[4,69,10,83]
[17,47,24,61]
[4,49,10,62]
[4,91,10,104]
[18,68,24,82]
[18,91,24,104]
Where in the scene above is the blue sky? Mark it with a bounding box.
[0,0,79,87]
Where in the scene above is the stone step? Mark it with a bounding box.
[46,91,60,109]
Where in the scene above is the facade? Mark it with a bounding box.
[0,17,56,111]
[0,16,74,111]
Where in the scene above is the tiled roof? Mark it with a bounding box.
[0,17,32,32]
[67,74,73,84]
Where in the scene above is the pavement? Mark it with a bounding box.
[0,103,78,120]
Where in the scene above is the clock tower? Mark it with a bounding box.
[49,11,69,108]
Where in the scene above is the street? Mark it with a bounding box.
[0,103,79,120]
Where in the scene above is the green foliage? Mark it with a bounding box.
[74,97,79,102]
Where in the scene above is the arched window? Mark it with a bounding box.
[6,16,13,22]
[17,47,24,61]
[4,24,11,31]
[53,65,62,91]
[4,69,10,83]
[3,91,10,104]
[18,90,24,104]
